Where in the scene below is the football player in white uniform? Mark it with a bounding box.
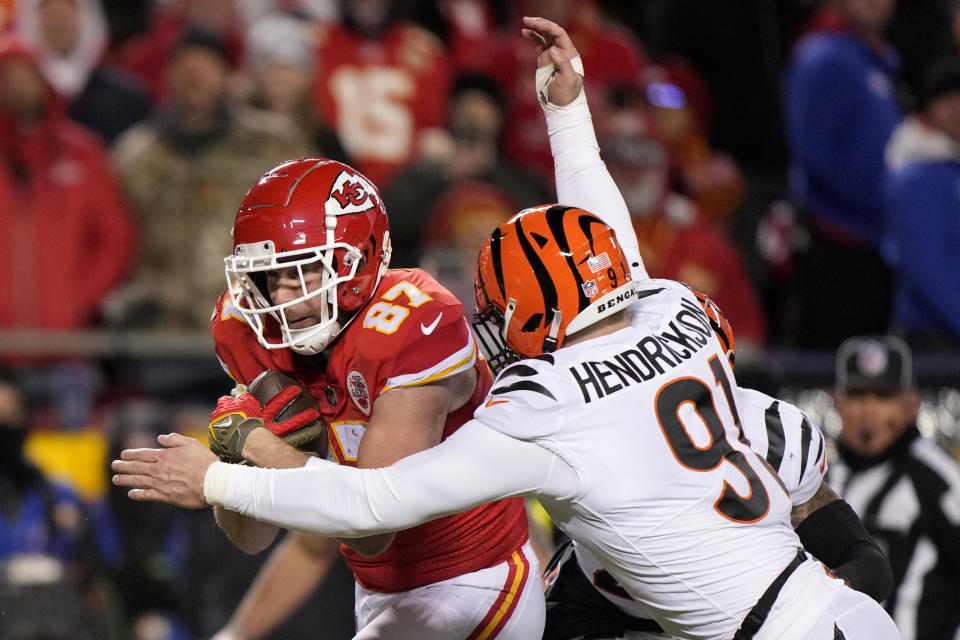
[521,18,891,638]
[541,324,892,639]
[112,17,900,640]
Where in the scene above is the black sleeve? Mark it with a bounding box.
[795,499,894,603]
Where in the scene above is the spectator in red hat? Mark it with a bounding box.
[0,33,135,332]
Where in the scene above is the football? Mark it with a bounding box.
[249,370,329,459]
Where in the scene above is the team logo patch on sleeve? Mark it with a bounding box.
[347,370,372,415]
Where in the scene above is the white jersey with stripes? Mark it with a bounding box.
[572,383,829,622]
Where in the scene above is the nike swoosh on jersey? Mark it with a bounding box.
[485,398,509,408]
[420,313,443,335]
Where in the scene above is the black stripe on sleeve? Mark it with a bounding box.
[811,431,824,475]
[498,364,539,379]
[764,400,786,473]
[491,380,557,401]
[799,416,813,478]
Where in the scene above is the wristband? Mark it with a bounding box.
[203,461,233,507]
[536,54,586,117]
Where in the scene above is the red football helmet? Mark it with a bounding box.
[224,158,391,354]
[473,205,635,372]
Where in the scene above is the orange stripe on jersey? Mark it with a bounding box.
[465,548,529,640]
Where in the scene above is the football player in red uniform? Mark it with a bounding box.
[205,158,541,639]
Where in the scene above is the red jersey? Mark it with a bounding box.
[212,268,528,592]
[313,22,452,188]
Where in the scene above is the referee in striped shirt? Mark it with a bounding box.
[828,335,960,640]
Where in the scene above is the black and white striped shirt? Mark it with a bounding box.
[828,426,960,640]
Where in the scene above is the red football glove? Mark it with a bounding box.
[259,385,323,438]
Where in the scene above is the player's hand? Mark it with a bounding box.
[521,16,583,108]
[247,371,328,458]
[208,393,267,464]
[111,433,215,508]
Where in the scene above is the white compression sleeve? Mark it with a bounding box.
[204,420,579,537]
[547,104,648,282]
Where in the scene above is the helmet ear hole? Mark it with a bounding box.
[521,313,543,332]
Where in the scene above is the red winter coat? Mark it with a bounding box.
[0,38,135,329]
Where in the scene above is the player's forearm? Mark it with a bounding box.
[221,533,339,640]
[795,497,893,602]
[204,421,574,537]
[205,457,464,536]
[242,427,311,469]
[214,505,279,554]
[211,428,309,552]
[547,105,645,280]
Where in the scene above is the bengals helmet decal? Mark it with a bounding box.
[473,205,635,372]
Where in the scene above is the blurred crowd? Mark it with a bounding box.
[0,0,958,639]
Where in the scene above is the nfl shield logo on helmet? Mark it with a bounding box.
[582,280,599,298]
[346,370,371,415]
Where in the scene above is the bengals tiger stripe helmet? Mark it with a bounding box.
[686,285,736,367]
[473,205,635,372]
[224,158,391,355]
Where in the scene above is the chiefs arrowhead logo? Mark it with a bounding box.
[326,171,378,217]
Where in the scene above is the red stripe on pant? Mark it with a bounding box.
[465,547,530,640]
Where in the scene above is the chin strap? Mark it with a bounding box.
[542,308,563,353]
[502,298,518,342]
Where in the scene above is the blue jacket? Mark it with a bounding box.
[786,31,901,244]
[884,118,960,339]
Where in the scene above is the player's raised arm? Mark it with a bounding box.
[523,16,646,281]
